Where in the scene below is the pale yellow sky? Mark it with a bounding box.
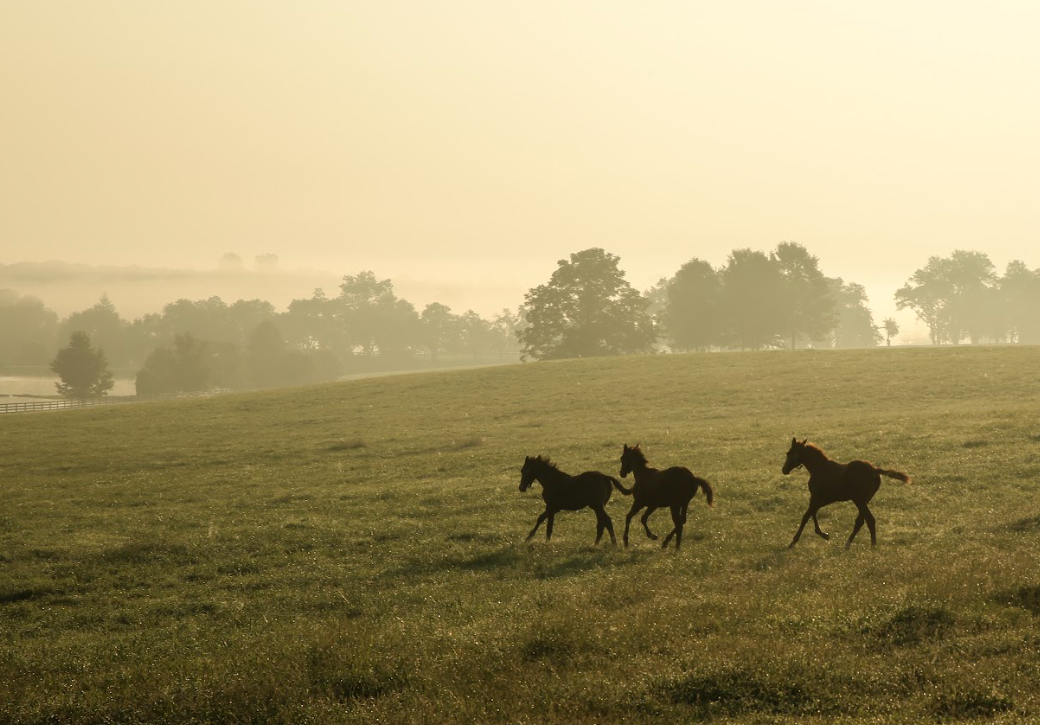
[1,2,1038,330]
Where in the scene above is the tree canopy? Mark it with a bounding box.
[519,248,656,360]
[50,331,115,399]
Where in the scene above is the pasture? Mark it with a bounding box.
[2,347,1040,723]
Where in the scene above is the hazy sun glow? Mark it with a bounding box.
[2,2,1038,325]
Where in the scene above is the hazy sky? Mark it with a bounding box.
[2,2,1038,329]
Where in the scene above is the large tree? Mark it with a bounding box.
[661,258,721,352]
[1001,260,1040,344]
[419,303,462,359]
[827,279,880,348]
[772,242,836,349]
[896,250,998,344]
[59,295,134,368]
[0,289,59,366]
[335,271,419,358]
[717,249,786,350]
[280,289,350,356]
[51,331,115,399]
[519,248,655,360]
[135,333,211,396]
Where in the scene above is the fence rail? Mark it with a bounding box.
[0,397,140,414]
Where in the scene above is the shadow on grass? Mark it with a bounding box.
[655,668,835,718]
[1006,515,1040,533]
[100,542,195,565]
[993,585,1040,615]
[0,586,57,605]
[383,546,523,579]
[324,438,367,452]
[932,687,1014,719]
[870,605,956,646]
[446,532,504,544]
[520,625,588,665]
[397,436,485,457]
[534,547,650,579]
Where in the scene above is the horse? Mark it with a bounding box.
[782,437,910,549]
[618,444,714,550]
[519,455,628,544]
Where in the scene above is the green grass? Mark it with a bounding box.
[2,346,1040,723]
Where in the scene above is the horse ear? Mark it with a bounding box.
[801,438,808,445]
[791,437,797,445]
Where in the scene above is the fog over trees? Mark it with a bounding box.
[4,245,1040,391]
[896,251,1040,345]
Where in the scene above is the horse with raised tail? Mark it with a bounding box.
[519,455,628,544]
[782,437,910,549]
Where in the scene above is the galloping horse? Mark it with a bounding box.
[519,455,628,544]
[618,444,714,550]
[782,438,910,549]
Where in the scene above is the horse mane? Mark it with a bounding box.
[625,445,649,466]
[530,455,559,470]
[801,441,829,462]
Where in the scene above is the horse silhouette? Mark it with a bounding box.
[782,437,910,549]
[618,444,714,550]
[519,455,627,544]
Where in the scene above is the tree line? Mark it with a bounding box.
[516,245,1040,359]
[519,244,883,359]
[5,245,1040,398]
[2,274,522,398]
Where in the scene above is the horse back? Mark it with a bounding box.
[812,459,880,502]
[546,470,613,510]
[638,466,700,505]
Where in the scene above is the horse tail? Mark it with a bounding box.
[610,477,633,496]
[698,477,715,508]
[877,468,911,484]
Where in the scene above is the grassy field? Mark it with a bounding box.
[2,346,1040,724]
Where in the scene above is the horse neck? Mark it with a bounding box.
[800,447,831,474]
[630,461,656,483]
[533,464,570,487]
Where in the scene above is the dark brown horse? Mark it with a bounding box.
[519,455,627,544]
[782,438,910,549]
[618,444,714,550]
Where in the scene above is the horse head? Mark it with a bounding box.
[619,444,643,478]
[519,455,536,491]
[782,437,809,475]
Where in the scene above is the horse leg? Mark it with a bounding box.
[847,501,877,548]
[591,504,610,545]
[662,505,683,550]
[812,511,829,540]
[526,510,549,541]
[641,507,659,540]
[599,507,617,546]
[788,499,820,548]
[594,503,615,540]
[545,511,556,541]
[846,513,865,549]
[624,502,645,547]
[863,504,878,546]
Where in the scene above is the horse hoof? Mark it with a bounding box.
[820,533,830,540]
[648,534,659,541]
